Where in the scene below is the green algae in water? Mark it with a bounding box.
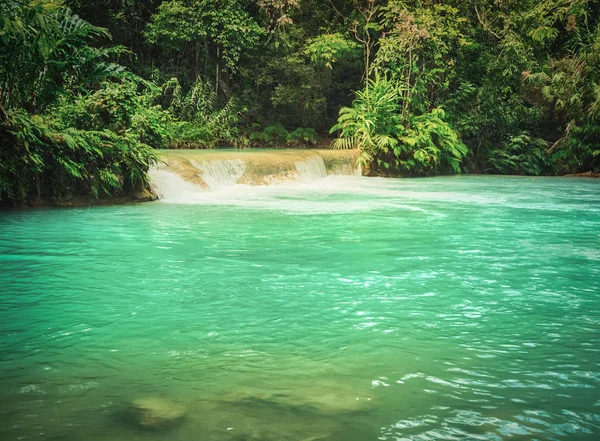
[1,175,600,441]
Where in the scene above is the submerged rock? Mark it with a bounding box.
[127,397,186,429]
[226,387,372,415]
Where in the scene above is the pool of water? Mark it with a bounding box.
[1,175,599,441]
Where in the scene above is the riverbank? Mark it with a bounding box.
[0,188,157,209]
[563,171,600,178]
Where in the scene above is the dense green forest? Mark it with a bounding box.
[1,0,599,204]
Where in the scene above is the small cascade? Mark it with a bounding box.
[295,156,327,179]
[190,159,245,188]
[148,168,203,201]
[150,149,360,201]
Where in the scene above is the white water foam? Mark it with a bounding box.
[149,168,205,202]
[150,153,576,215]
[149,167,440,215]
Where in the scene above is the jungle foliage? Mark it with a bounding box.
[0,0,158,204]
[2,0,599,204]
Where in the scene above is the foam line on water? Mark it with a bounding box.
[149,169,443,215]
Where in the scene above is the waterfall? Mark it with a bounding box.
[295,156,327,179]
[190,159,245,188]
[148,168,202,201]
[150,149,360,200]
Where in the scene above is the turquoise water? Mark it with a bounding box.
[1,175,600,441]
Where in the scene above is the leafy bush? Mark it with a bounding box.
[305,33,361,69]
[331,75,467,175]
[487,134,549,175]
[331,75,404,167]
[0,111,157,203]
[57,77,171,149]
[399,109,468,175]
[249,123,289,146]
[248,125,318,147]
[287,128,318,146]
[164,77,247,148]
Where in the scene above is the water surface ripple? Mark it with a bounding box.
[1,176,599,441]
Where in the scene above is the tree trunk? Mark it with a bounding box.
[215,45,220,96]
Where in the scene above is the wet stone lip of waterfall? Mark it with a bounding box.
[149,149,361,197]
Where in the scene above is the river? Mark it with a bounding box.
[1,150,599,441]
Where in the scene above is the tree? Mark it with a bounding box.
[144,0,264,95]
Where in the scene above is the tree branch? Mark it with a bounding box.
[475,4,502,39]
[327,0,345,19]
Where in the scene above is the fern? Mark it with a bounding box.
[331,74,467,175]
[487,133,548,175]
[164,76,247,148]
